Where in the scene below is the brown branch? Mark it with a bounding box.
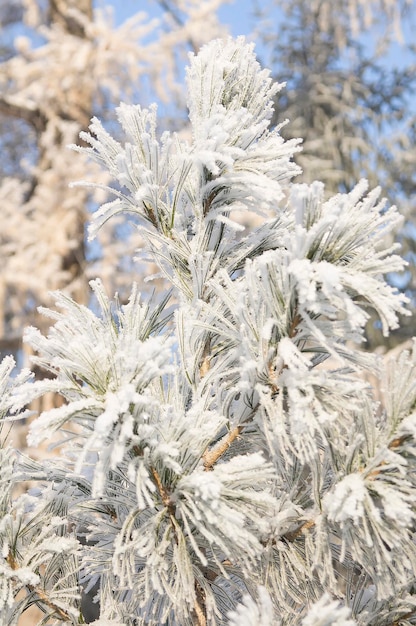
[192,582,207,626]
[132,444,143,457]
[150,468,210,621]
[199,338,211,379]
[392,608,416,625]
[283,519,316,542]
[203,425,243,471]
[199,355,211,378]
[48,0,92,37]
[200,566,218,582]
[149,465,182,560]
[0,96,47,132]
[150,465,174,513]
[289,311,302,339]
[389,434,411,450]
[202,189,217,217]
[267,309,302,393]
[142,201,159,230]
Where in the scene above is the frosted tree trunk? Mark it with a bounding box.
[0,0,93,369]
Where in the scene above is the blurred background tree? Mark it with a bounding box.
[255,0,416,347]
[0,0,228,372]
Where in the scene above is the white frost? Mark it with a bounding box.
[324,473,367,524]
[302,594,356,626]
[228,586,276,626]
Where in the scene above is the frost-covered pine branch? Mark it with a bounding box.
[1,36,415,625]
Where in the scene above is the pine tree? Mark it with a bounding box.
[1,36,415,625]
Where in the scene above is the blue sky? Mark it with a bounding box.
[103,0,413,70]
[216,0,255,36]
[107,0,255,39]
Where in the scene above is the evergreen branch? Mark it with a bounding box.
[3,33,412,623]
[284,432,415,542]
[6,551,73,621]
